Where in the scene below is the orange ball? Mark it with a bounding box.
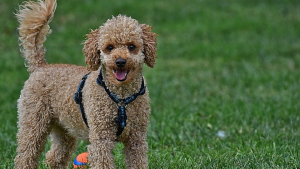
[73,152,88,169]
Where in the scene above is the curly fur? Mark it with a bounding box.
[14,0,157,168]
[16,0,57,72]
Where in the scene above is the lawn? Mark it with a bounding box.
[1,0,300,168]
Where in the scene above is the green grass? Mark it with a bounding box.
[1,0,300,168]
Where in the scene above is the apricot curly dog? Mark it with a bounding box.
[14,0,157,168]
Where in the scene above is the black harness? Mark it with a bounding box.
[74,69,146,137]
[73,72,91,127]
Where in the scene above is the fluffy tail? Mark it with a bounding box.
[16,0,57,72]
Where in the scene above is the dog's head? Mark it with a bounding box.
[83,15,157,85]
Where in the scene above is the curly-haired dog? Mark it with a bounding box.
[14,0,157,168]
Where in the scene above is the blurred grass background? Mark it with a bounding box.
[1,0,300,168]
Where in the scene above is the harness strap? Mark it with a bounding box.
[74,72,91,128]
[74,69,146,137]
[97,68,146,137]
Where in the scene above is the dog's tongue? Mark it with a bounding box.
[115,69,127,81]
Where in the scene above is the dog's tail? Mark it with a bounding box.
[16,0,57,72]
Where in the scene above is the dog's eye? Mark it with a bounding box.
[106,45,114,52]
[128,44,136,51]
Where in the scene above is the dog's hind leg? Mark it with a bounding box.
[45,124,77,168]
[14,96,51,169]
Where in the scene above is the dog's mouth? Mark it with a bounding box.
[113,69,130,81]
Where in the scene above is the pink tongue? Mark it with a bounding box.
[115,70,127,80]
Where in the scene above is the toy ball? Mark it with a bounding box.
[73,152,89,168]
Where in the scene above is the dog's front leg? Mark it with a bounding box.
[123,132,149,169]
[86,115,117,168]
[88,133,116,169]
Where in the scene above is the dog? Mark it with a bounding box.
[14,0,156,168]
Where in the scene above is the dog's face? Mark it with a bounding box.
[83,15,157,85]
[98,16,144,85]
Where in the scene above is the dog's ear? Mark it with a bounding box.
[140,24,157,68]
[83,29,101,71]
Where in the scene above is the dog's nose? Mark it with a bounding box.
[116,58,126,68]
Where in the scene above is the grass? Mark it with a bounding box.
[1,0,300,168]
